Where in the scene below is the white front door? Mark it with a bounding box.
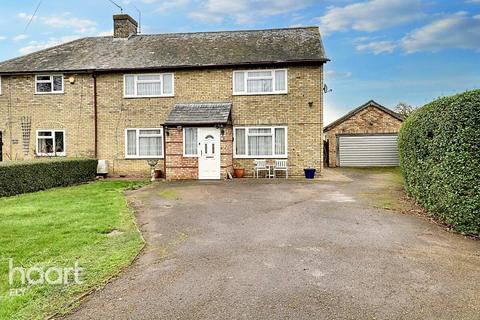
[198,127,221,179]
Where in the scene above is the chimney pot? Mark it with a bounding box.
[113,14,138,38]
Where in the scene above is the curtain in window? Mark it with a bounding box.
[127,130,137,156]
[125,75,135,96]
[38,138,53,154]
[247,79,272,93]
[248,129,273,156]
[235,128,246,155]
[163,74,173,94]
[275,128,285,155]
[137,82,161,96]
[184,128,198,155]
[55,132,64,153]
[139,136,162,156]
[234,72,245,92]
[53,76,63,92]
[275,70,286,91]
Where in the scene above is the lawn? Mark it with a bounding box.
[0,180,147,319]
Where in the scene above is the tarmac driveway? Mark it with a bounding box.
[67,169,480,320]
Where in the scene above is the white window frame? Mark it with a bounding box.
[233,126,288,158]
[0,76,2,95]
[233,69,288,96]
[35,75,64,94]
[124,128,164,159]
[183,127,199,157]
[123,73,174,98]
[36,129,66,156]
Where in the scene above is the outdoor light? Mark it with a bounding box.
[308,101,314,108]
[176,126,182,131]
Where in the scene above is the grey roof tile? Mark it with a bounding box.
[165,102,232,125]
[0,27,328,74]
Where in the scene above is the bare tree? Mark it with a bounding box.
[394,102,417,118]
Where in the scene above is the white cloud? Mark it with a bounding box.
[0,36,7,41]
[17,12,36,21]
[318,0,424,34]
[401,12,480,53]
[189,0,311,24]
[325,70,352,78]
[13,34,28,42]
[356,40,398,54]
[155,0,190,13]
[42,13,97,34]
[18,36,81,55]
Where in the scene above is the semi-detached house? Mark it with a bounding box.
[0,14,328,180]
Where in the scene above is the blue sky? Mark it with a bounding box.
[0,0,479,123]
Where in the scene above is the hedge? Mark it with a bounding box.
[398,90,480,235]
[0,158,97,197]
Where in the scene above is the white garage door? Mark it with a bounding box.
[338,135,399,167]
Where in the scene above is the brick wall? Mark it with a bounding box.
[324,106,403,167]
[0,65,323,178]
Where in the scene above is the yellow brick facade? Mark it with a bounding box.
[0,65,323,178]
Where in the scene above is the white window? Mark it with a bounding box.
[124,74,174,98]
[234,126,287,158]
[36,130,66,156]
[233,69,287,95]
[183,127,198,157]
[35,75,64,94]
[125,128,163,158]
[0,76,2,95]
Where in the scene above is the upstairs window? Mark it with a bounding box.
[124,74,174,98]
[234,126,287,158]
[233,69,287,95]
[125,128,163,158]
[35,75,64,94]
[36,130,65,156]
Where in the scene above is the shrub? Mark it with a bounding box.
[398,90,480,235]
[0,158,97,197]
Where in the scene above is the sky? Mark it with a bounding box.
[0,0,479,124]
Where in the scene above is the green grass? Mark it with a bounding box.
[0,180,147,319]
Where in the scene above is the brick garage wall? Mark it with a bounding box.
[0,65,323,178]
[0,74,95,161]
[324,106,403,167]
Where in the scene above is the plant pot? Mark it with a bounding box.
[304,168,316,179]
[154,169,163,179]
[234,168,245,178]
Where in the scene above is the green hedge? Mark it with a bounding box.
[398,90,480,235]
[0,158,97,197]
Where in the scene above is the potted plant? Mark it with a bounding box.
[304,167,316,179]
[233,167,245,178]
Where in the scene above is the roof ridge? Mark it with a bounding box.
[133,26,319,37]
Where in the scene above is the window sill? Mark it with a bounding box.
[36,154,66,157]
[123,95,174,99]
[233,92,288,96]
[125,156,165,160]
[35,92,64,95]
[234,155,288,159]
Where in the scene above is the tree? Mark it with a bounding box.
[394,102,417,118]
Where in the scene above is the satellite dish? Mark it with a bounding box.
[323,84,332,94]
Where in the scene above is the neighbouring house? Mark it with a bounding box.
[0,14,328,180]
[324,100,403,167]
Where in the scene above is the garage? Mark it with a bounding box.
[324,100,404,168]
[337,134,399,167]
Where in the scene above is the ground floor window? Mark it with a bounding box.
[125,128,163,158]
[36,130,65,156]
[234,126,287,158]
[183,127,198,156]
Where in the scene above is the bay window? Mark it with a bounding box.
[36,130,65,156]
[234,126,287,158]
[233,69,287,95]
[35,75,64,94]
[124,73,174,98]
[125,128,163,158]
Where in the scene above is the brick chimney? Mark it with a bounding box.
[113,14,138,38]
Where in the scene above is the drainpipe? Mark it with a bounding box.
[163,125,167,180]
[92,73,98,158]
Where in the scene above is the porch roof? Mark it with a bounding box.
[165,102,232,126]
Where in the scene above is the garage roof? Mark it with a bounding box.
[323,100,404,133]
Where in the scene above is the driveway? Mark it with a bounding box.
[67,169,480,320]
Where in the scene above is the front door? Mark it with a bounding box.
[198,127,221,179]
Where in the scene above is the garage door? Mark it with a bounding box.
[338,135,399,167]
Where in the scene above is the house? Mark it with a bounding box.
[0,14,328,180]
[324,100,403,167]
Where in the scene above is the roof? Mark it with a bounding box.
[323,100,404,132]
[0,27,328,74]
[165,102,232,126]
